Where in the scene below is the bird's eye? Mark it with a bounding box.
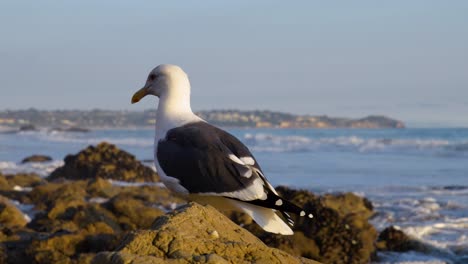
[149,74,157,81]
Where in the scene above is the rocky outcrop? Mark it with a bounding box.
[1,173,44,189]
[27,178,177,232]
[48,142,159,182]
[376,226,413,252]
[103,193,165,230]
[0,196,27,228]
[230,187,377,264]
[376,225,432,254]
[0,170,379,263]
[94,203,319,264]
[0,176,182,264]
[18,125,37,131]
[0,173,44,204]
[21,155,52,164]
[0,143,403,264]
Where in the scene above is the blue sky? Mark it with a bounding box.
[0,1,467,126]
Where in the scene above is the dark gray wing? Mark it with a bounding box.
[157,122,313,220]
[157,122,261,195]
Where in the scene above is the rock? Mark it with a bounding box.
[26,178,179,233]
[0,243,6,264]
[28,178,177,214]
[28,180,88,212]
[0,227,38,264]
[27,180,114,233]
[21,155,53,164]
[50,126,91,133]
[19,124,37,131]
[0,195,28,228]
[65,126,90,132]
[231,187,377,264]
[350,116,405,129]
[93,203,319,264]
[103,193,165,230]
[24,225,119,264]
[0,174,9,190]
[3,173,44,188]
[0,173,44,203]
[0,172,182,263]
[117,184,185,208]
[1,173,43,191]
[48,142,159,182]
[376,226,421,252]
[375,226,455,262]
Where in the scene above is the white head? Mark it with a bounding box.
[131,64,191,104]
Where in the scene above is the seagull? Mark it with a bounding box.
[131,64,313,235]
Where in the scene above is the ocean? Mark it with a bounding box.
[0,127,467,263]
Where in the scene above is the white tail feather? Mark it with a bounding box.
[231,200,293,235]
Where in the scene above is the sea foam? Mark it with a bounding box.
[0,160,64,177]
[243,133,468,155]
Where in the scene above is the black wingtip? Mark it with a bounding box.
[230,192,314,226]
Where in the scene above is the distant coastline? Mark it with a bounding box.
[0,109,405,130]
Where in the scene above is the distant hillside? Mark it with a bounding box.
[0,109,405,129]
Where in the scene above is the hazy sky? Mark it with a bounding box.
[1,1,467,126]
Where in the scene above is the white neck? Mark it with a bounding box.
[155,82,200,132]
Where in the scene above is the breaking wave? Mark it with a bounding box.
[38,131,153,147]
[368,185,468,264]
[243,133,468,155]
[4,129,468,157]
[0,160,64,177]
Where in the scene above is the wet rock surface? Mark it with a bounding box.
[48,142,159,182]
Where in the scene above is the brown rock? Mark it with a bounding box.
[25,226,119,264]
[48,142,159,182]
[375,226,450,262]
[232,186,377,264]
[4,173,44,188]
[103,193,165,230]
[0,173,44,204]
[28,180,87,211]
[0,195,27,228]
[376,226,420,252]
[21,155,52,164]
[0,176,182,263]
[26,180,121,233]
[0,174,10,190]
[26,178,180,232]
[93,203,320,264]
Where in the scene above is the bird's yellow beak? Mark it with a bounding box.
[131,87,149,104]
